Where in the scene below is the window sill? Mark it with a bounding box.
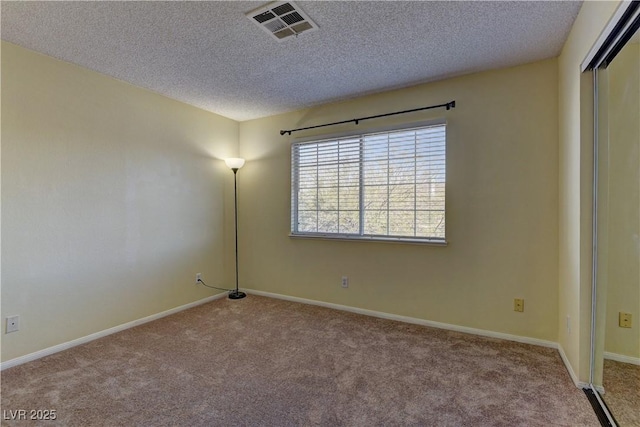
[289,233,448,246]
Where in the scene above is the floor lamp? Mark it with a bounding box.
[225,158,246,300]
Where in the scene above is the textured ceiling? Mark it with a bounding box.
[1,1,582,122]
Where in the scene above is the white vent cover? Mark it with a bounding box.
[246,1,318,41]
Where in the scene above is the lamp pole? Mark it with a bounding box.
[226,159,246,300]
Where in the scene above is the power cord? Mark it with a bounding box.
[197,278,233,293]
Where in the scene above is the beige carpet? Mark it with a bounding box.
[1,295,599,426]
[603,359,640,426]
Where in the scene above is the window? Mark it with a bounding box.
[291,123,446,243]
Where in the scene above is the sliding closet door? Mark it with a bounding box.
[593,28,640,427]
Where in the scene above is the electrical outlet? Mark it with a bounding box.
[514,298,524,312]
[619,312,632,328]
[341,276,349,288]
[196,273,202,285]
[6,316,19,333]
[566,315,571,334]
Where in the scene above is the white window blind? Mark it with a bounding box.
[291,123,446,243]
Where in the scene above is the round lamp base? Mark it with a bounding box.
[228,290,246,300]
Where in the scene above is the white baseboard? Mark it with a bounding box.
[245,289,558,349]
[4,286,603,394]
[0,292,227,371]
[557,344,591,389]
[604,351,640,365]
[248,290,600,389]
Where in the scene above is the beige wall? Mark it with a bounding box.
[557,0,621,383]
[238,59,560,342]
[1,42,239,362]
[604,42,640,359]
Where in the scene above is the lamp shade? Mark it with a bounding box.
[225,158,245,170]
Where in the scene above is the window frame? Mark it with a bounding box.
[289,119,448,245]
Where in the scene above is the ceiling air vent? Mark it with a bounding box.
[247,1,318,41]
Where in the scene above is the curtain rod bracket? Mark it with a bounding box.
[279,100,455,136]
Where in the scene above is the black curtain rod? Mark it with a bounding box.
[279,100,455,136]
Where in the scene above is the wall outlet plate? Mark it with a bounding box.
[514,298,524,312]
[341,276,349,288]
[6,315,19,333]
[619,312,632,328]
[196,273,202,285]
